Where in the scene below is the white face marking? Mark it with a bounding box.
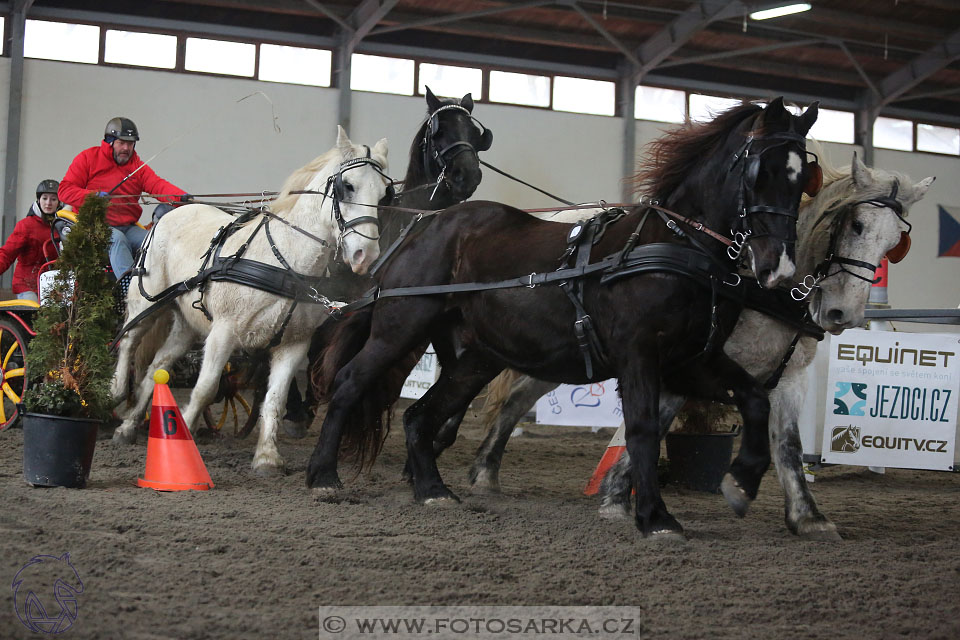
[765,247,796,287]
[786,150,802,184]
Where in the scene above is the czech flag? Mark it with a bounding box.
[939,205,960,258]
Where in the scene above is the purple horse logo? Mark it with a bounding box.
[12,553,84,634]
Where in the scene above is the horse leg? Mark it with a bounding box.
[307,330,432,491]
[770,362,840,540]
[675,355,772,517]
[620,352,684,539]
[111,314,156,404]
[180,325,238,435]
[281,377,310,439]
[598,391,686,519]
[112,316,196,444]
[406,352,500,503]
[469,376,558,493]
[400,407,468,484]
[252,344,308,475]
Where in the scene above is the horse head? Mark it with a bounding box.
[415,86,491,203]
[802,151,934,333]
[730,97,820,289]
[308,126,389,275]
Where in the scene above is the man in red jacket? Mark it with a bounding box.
[0,180,62,301]
[59,117,190,277]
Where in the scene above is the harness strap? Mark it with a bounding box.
[764,332,803,390]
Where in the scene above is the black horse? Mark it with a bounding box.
[257,87,494,435]
[307,98,819,539]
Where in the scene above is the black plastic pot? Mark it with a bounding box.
[665,431,736,493]
[22,412,99,488]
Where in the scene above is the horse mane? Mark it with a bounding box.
[631,102,763,200]
[271,143,367,216]
[797,143,917,267]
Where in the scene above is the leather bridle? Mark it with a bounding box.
[420,103,492,200]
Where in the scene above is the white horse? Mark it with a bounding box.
[459,151,933,539]
[111,127,389,475]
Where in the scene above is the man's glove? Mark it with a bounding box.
[179,193,193,203]
[95,191,108,197]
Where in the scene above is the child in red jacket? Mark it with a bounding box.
[0,179,61,301]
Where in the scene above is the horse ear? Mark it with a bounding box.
[912,175,935,200]
[372,137,389,168]
[425,86,442,112]
[336,125,352,150]
[460,93,474,113]
[763,97,787,121]
[851,151,870,188]
[796,101,819,136]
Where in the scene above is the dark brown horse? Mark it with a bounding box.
[308,98,819,538]
[273,87,493,433]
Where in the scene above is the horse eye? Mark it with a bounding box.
[851,220,864,234]
[344,182,355,193]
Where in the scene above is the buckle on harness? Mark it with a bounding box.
[526,273,537,288]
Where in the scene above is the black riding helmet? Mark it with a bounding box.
[36,179,59,201]
[104,117,139,142]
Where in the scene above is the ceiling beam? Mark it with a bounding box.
[633,0,747,83]
[302,0,352,32]
[369,0,557,37]
[567,1,640,67]
[869,27,960,109]
[346,0,399,49]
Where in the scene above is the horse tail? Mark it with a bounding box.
[311,309,421,469]
[479,369,523,433]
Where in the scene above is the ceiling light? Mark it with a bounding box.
[749,3,812,20]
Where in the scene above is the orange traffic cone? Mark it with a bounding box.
[583,421,625,495]
[137,370,214,491]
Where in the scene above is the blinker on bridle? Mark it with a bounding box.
[791,180,909,301]
[726,128,822,261]
[422,103,493,200]
[323,145,391,243]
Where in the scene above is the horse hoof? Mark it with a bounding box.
[252,463,285,478]
[281,419,308,439]
[796,521,842,542]
[469,468,501,494]
[423,495,460,506]
[646,529,686,543]
[598,500,630,520]
[721,474,751,518]
[112,428,137,445]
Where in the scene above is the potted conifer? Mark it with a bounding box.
[664,399,739,493]
[21,194,117,488]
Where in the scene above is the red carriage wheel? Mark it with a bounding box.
[0,317,30,430]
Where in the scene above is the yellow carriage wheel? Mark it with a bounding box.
[0,317,30,430]
[201,363,255,436]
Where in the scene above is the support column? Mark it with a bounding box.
[854,105,876,167]
[335,32,353,135]
[619,64,638,204]
[3,2,31,289]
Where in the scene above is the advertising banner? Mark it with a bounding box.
[821,329,959,470]
[400,346,439,400]
[535,380,622,428]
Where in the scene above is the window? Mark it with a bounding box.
[917,123,960,155]
[418,63,481,99]
[351,53,414,95]
[104,30,177,69]
[873,117,913,151]
[25,20,99,64]
[553,76,615,116]
[689,94,742,123]
[489,70,550,108]
[259,44,331,87]
[635,85,686,123]
[808,108,854,144]
[185,37,255,77]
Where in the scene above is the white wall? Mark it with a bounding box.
[2,57,958,313]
